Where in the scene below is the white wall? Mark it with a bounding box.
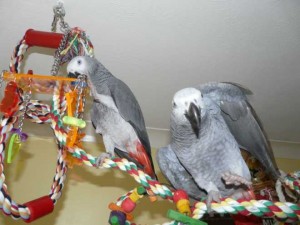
[0,0,300,144]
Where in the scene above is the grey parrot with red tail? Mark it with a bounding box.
[67,56,156,179]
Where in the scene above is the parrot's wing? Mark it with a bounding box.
[199,82,280,179]
[108,77,151,152]
[156,145,206,199]
[107,77,156,178]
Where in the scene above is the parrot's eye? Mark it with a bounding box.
[173,102,177,108]
[77,59,82,65]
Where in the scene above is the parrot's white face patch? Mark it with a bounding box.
[172,88,203,120]
[67,56,89,75]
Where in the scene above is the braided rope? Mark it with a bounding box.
[284,171,300,195]
[9,27,93,76]
[9,38,29,73]
[193,199,300,223]
[0,82,68,221]
[0,116,30,220]
[26,100,51,124]
[69,147,300,223]
[72,149,174,200]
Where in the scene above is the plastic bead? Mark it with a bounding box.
[7,134,21,163]
[109,210,126,225]
[121,188,144,213]
[173,189,189,202]
[176,199,191,215]
[24,196,54,223]
[62,116,86,128]
[173,189,191,215]
[136,186,146,195]
[121,198,136,213]
[108,203,134,221]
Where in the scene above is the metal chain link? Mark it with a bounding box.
[51,31,70,75]
[0,70,5,88]
[51,1,71,76]
[17,84,32,132]
[74,75,87,119]
[51,1,70,33]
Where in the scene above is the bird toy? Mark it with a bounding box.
[0,2,93,222]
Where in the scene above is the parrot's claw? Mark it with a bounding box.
[95,152,112,168]
[206,190,221,215]
[222,171,252,188]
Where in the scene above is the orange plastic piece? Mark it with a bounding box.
[147,190,158,202]
[2,71,76,82]
[65,88,86,149]
[65,91,75,117]
[65,89,84,117]
[63,150,83,168]
[2,71,77,94]
[0,81,22,117]
[66,127,79,149]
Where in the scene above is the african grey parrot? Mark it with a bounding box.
[157,82,281,206]
[67,56,156,179]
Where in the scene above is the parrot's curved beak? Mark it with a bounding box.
[185,102,201,138]
[67,71,81,78]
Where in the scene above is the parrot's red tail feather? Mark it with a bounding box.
[129,143,156,179]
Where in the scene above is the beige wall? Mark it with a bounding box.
[0,137,175,225]
[0,136,299,225]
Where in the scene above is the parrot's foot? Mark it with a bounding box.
[206,190,221,215]
[230,189,255,201]
[222,172,252,188]
[95,152,112,168]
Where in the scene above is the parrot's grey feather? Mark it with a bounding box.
[199,82,280,179]
[157,87,252,202]
[108,78,151,154]
[156,145,206,200]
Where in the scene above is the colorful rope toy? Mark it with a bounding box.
[0,2,93,221]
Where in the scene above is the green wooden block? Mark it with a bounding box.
[167,209,207,225]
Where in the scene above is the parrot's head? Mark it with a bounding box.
[171,88,204,138]
[67,56,98,78]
